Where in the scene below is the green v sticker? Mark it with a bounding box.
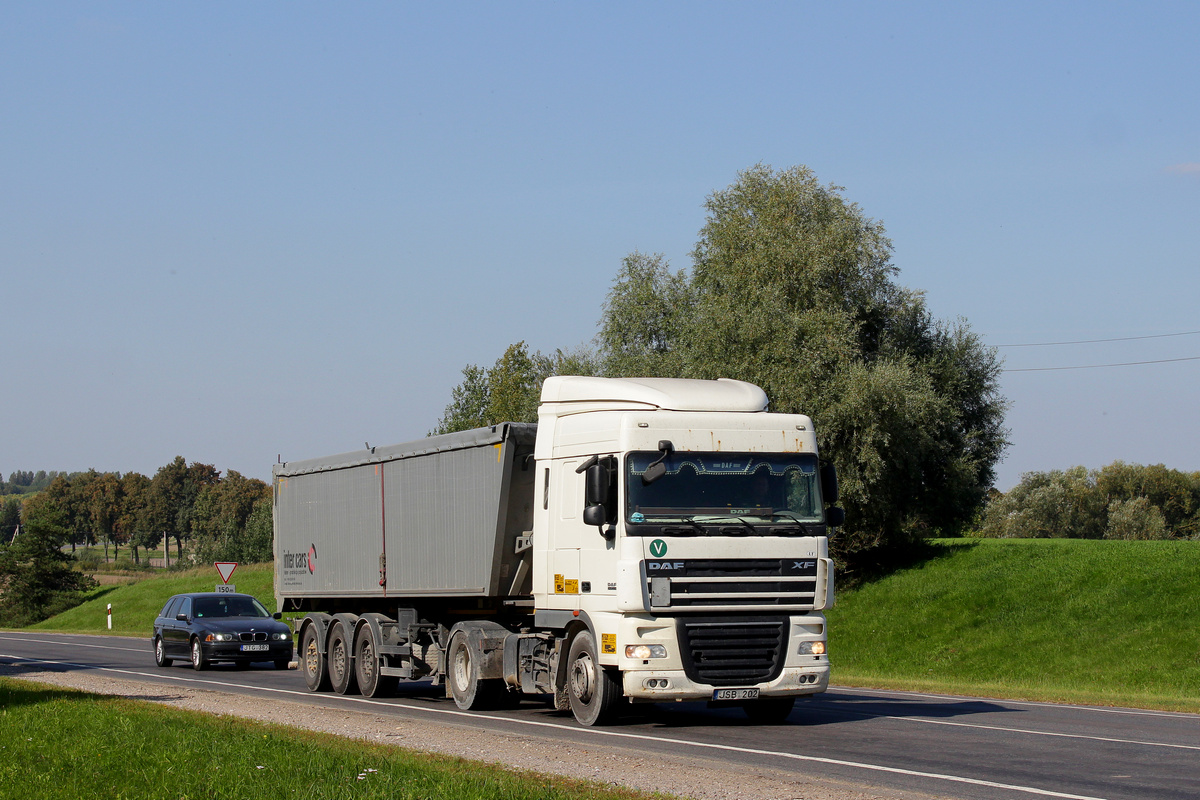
[649,539,668,557]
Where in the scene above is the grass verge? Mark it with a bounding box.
[25,563,277,637]
[827,538,1200,712]
[0,677,672,800]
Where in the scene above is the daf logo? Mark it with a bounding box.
[648,561,685,571]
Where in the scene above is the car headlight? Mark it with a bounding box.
[207,632,235,642]
[625,644,667,659]
[798,641,826,656]
[272,632,290,641]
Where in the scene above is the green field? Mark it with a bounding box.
[27,562,278,637]
[0,678,669,800]
[828,538,1200,711]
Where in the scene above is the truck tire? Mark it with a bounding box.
[742,697,795,723]
[447,631,508,710]
[354,624,397,698]
[566,631,622,726]
[327,621,359,695]
[300,624,331,692]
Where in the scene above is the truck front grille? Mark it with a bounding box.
[677,616,788,686]
[647,558,818,609]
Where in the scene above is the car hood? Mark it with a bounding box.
[194,618,291,634]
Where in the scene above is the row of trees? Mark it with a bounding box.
[979,462,1200,540]
[0,457,273,566]
[1,470,69,495]
[435,164,1010,571]
[0,457,272,625]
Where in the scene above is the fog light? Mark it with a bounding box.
[798,641,826,656]
[626,644,667,659]
[642,678,671,689]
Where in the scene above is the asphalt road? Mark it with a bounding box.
[2,631,1197,800]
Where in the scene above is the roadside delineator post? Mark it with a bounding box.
[106,603,112,630]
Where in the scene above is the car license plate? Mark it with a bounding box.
[240,644,269,652]
[713,688,759,701]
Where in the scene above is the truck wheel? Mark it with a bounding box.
[301,624,331,692]
[742,697,795,723]
[154,637,172,668]
[447,631,508,710]
[190,638,208,671]
[328,622,359,695]
[566,631,622,726]
[354,624,397,698]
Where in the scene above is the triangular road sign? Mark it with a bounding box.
[215,562,238,584]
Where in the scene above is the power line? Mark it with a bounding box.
[996,330,1200,348]
[1003,355,1200,373]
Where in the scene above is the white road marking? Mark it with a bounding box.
[828,686,1200,721]
[1,652,1115,800]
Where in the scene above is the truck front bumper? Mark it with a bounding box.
[622,661,830,702]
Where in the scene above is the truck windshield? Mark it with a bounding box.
[625,452,824,530]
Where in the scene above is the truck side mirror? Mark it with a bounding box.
[585,463,607,507]
[825,507,845,528]
[584,462,613,533]
[583,504,607,527]
[820,462,839,505]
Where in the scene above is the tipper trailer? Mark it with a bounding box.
[274,376,842,725]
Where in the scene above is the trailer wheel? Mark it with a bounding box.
[566,631,622,726]
[741,697,795,724]
[300,624,331,692]
[354,624,397,698]
[447,631,508,710]
[328,621,359,695]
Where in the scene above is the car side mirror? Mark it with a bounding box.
[175,613,188,622]
[273,612,282,620]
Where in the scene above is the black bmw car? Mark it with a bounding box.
[152,592,293,670]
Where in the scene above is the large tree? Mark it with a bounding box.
[437,164,1008,567]
[600,165,1008,560]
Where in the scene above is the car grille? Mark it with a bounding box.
[648,558,818,609]
[238,632,269,642]
[677,616,788,686]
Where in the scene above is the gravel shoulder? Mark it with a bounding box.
[0,661,953,800]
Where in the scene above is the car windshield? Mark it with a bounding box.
[193,596,271,618]
[626,452,824,528]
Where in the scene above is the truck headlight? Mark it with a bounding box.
[625,644,667,659]
[798,641,826,656]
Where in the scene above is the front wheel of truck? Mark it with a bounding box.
[567,631,622,726]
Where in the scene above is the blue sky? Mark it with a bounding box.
[2,2,1197,490]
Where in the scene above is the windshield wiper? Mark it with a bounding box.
[660,518,706,536]
[768,510,814,535]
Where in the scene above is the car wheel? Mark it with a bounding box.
[741,697,795,724]
[354,624,397,698]
[190,638,208,671]
[300,624,331,692]
[327,621,358,695]
[567,631,623,726]
[154,637,172,668]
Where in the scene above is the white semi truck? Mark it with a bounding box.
[274,376,842,725]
